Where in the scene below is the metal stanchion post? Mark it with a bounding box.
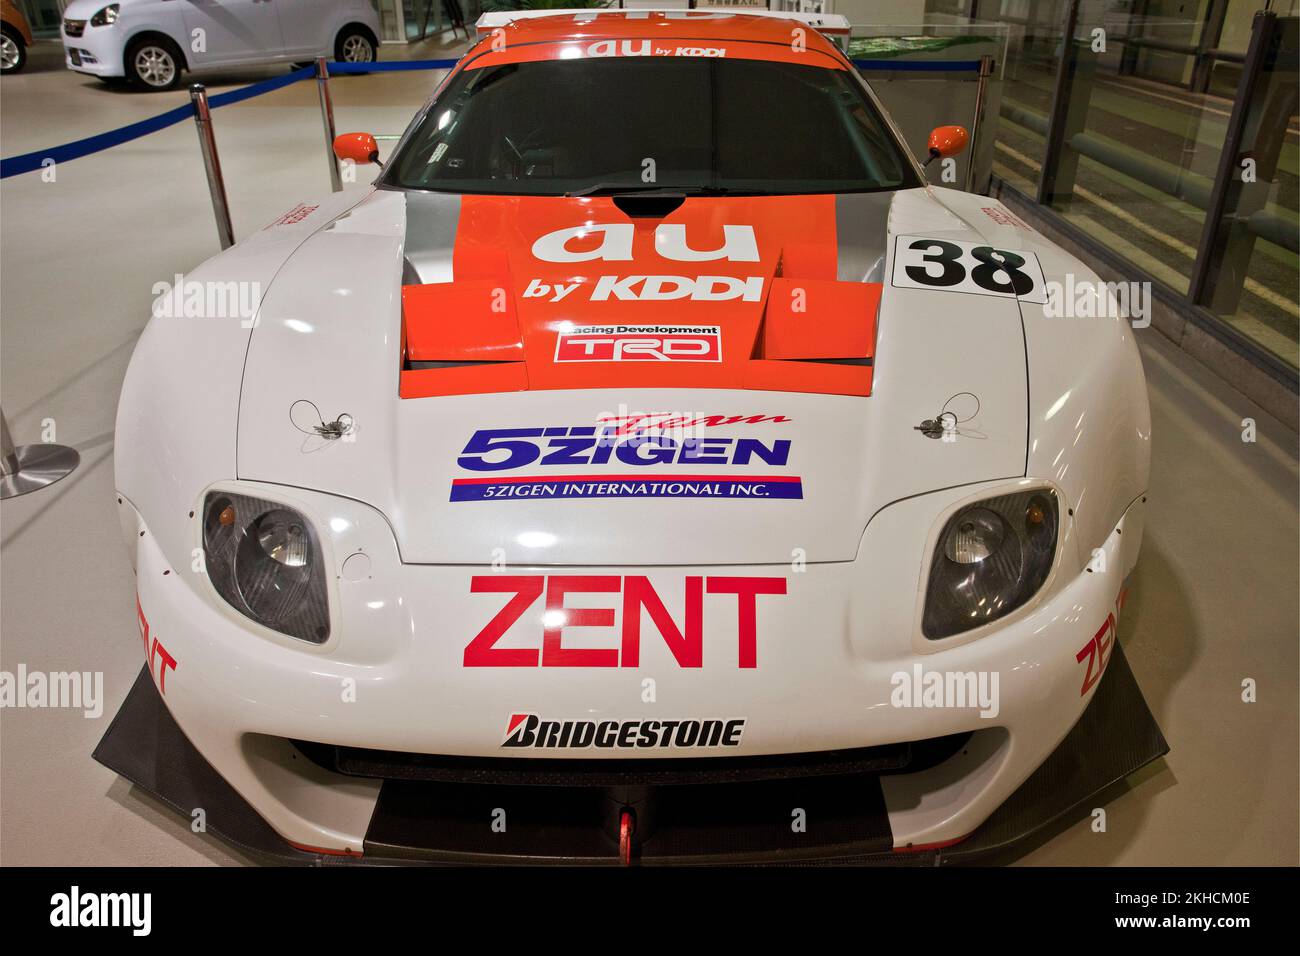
[318,57,343,193]
[0,407,79,500]
[1037,0,1085,204]
[965,54,995,193]
[189,83,235,250]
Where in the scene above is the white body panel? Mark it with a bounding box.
[233,189,1035,566]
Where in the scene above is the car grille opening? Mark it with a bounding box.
[291,733,970,787]
[285,733,978,863]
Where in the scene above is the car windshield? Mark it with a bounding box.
[384,54,920,196]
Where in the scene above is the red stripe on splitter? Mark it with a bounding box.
[892,834,972,854]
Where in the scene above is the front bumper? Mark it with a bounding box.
[96,636,1166,864]
[61,24,124,77]
[106,483,1154,861]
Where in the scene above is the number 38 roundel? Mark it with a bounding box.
[890,235,1049,304]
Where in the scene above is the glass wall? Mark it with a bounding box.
[15,0,68,36]
[1196,13,1299,362]
[979,1,1065,195]
[376,0,473,43]
[1042,1,1224,300]
[979,0,1298,370]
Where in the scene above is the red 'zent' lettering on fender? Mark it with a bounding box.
[463,575,787,668]
[1075,612,1115,697]
[136,596,179,695]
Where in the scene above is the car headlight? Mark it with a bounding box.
[90,4,119,26]
[922,489,1059,639]
[202,491,330,643]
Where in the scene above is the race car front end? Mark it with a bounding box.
[101,10,1165,865]
[112,466,1147,862]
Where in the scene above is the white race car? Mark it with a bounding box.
[104,10,1161,865]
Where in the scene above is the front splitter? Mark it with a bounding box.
[94,642,1167,865]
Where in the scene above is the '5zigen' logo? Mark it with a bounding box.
[456,426,790,472]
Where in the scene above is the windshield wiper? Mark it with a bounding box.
[564,183,754,198]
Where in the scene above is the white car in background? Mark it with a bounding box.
[60,0,381,90]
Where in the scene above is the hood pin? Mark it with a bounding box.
[290,399,354,441]
[915,392,980,442]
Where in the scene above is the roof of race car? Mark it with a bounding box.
[467,11,848,66]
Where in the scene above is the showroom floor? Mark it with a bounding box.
[1,38,1297,866]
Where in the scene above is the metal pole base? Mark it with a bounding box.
[0,443,80,499]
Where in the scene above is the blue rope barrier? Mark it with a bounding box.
[852,58,983,71]
[0,103,195,179]
[0,66,317,179]
[328,58,458,73]
[207,64,314,108]
[0,55,970,179]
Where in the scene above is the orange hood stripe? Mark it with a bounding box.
[399,194,878,399]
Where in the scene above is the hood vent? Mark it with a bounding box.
[400,280,527,398]
[399,276,882,399]
[612,193,688,219]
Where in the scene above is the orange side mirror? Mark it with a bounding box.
[926,125,969,163]
[333,132,380,165]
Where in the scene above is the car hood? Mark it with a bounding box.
[236,187,1029,565]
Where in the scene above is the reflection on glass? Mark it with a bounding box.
[987,0,1296,368]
